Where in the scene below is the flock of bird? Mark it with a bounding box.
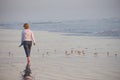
[8,48,119,57]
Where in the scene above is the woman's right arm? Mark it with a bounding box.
[19,31,24,47]
[31,31,36,46]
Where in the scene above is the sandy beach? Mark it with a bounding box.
[0,29,120,80]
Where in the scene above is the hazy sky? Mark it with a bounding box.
[0,0,120,22]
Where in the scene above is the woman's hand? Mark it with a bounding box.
[19,44,22,47]
[33,43,36,46]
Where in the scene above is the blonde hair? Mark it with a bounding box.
[23,23,30,29]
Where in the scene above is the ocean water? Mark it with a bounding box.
[0,18,120,37]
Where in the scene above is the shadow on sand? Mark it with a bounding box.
[22,63,34,80]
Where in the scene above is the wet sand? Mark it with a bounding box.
[0,29,120,80]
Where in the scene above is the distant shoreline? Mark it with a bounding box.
[0,28,120,39]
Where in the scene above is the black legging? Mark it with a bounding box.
[23,41,32,57]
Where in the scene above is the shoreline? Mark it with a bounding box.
[0,28,120,39]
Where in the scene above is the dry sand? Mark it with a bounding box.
[0,29,120,80]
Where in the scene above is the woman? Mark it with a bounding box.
[19,23,36,63]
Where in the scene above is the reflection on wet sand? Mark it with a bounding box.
[22,63,33,80]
